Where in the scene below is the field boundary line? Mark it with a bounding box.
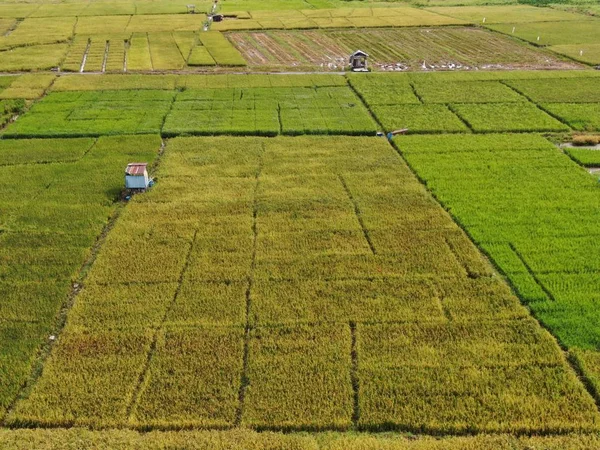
[446,103,475,133]
[235,143,264,427]
[126,228,200,422]
[0,202,127,425]
[508,243,556,302]
[409,82,424,104]
[344,76,385,132]
[80,38,91,73]
[3,18,22,37]
[338,174,376,255]
[101,40,110,73]
[349,321,360,428]
[498,80,573,128]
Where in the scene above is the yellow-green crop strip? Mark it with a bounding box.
[7,135,599,433]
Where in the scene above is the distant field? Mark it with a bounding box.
[486,18,600,65]
[426,5,589,24]
[212,7,466,31]
[228,27,578,71]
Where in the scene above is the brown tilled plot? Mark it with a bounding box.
[227,27,580,71]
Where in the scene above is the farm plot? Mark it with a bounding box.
[0,74,55,100]
[487,21,600,47]
[565,148,600,167]
[49,73,346,92]
[0,44,68,72]
[227,27,579,72]
[396,132,600,396]
[0,135,161,421]
[0,17,75,50]
[550,44,600,66]
[426,5,587,24]
[63,35,130,73]
[212,6,466,31]
[3,90,175,138]
[162,86,376,136]
[8,135,599,433]
[350,73,571,134]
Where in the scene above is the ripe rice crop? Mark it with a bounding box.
[426,5,585,24]
[243,324,353,430]
[127,14,207,33]
[147,32,187,70]
[127,33,153,71]
[0,44,68,72]
[0,17,75,49]
[198,32,246,66]
[0,137,93,165]
[412,81,526,104]
[6,428,600,449]
[187,46,216,66]
[487,21,600,47]
[7,133,600,433]
[131,326,244,428]
[550,44,600,65]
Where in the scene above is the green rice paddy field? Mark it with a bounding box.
[2,0,600,448]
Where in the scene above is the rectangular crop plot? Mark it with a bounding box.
[251,278,444,325]
[541,103,600,132]
[4,90,175,138]
[551,44,600,65]
[243,324,353,430]
[372,104,469,134]
[426,5,586,24]
[413,81,526,104]
[163,86,376,136]
[565,147,600,167]
[358,321,599,433]
[132,326,244,428]
[506,78,600,103]
[451,103,570,133]
[487,20,600,47]
[10,330,153,427]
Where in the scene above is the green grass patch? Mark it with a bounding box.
[541,103,600,132]
[450,103,570,132]
[372,104,469,134]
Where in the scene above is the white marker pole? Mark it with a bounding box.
[537,36,540,42]
[512,27,515,33]
[482,17,486,23]
[580,50,584,56]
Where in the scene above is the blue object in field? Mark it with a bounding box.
[125,195,131,201]
[387,132,393,140]
[148,179,155,188]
